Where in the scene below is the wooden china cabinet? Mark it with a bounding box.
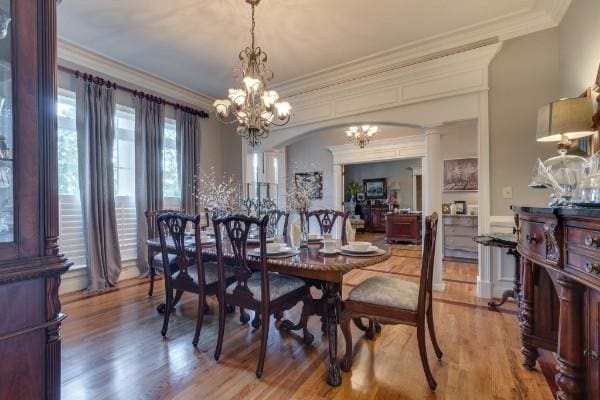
[513,206,600,399]
[0,1,70,399]
[362,203,388,232]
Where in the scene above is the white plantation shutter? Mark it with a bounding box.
[163,117,181,210]
[114,105,138,262]
[58,89,87,269]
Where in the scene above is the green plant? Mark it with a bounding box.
[345,180,361,199]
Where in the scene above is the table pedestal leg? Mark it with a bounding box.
[488,248,521,309]
[324,282,342,386]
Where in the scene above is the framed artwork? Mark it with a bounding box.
[443,158,478,192]
[441,203,451,214]
[455,201,466,215]
[363,178,387,199]
[294,171,323,199]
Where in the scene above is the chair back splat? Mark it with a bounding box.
[305,209,350,244]
[213,214,270,302]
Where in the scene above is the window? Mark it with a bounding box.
[113,105,137,262]
[163,117,180,209]
[57,89,86,269]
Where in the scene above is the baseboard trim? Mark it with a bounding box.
[60,262,140,294]
[433,282,446,292]
[477,278,492,298]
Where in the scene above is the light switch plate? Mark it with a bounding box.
[502,186,513,199]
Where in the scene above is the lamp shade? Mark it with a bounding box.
[536,97,595,142]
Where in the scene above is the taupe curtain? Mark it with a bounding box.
[176,110,201,215]
[135,96,165,274]
[76,78,122,291]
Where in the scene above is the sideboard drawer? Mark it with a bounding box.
[565,250,600,286]
[443,216,477,227]
[444,225,476,236]
[566,226,600,255]
[519,219,548,260]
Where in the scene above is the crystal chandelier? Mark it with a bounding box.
[213,0,291,147]
[346,125,378,148]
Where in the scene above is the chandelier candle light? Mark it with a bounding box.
[346,125,378,148]
[213,0,291,147]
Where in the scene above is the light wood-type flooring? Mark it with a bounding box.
[60,235,554,400]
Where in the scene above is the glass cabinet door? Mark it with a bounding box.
[0,0,12,243]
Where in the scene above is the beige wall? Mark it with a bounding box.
[439,120,479,207]
[559,0,600,98]
[489,28,559,215]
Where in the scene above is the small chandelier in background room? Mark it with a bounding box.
[346,125,378,148]
[212,0,291,147]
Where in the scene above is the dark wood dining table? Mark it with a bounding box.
[146,236,391,386]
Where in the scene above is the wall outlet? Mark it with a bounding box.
[502,186,513,199]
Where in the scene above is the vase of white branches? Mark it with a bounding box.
[194,167,240,217]
[284,169,313,248]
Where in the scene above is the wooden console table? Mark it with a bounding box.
[385,212,421,244]
[512,206,600,400]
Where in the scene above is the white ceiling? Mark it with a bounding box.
[57,0,554,98]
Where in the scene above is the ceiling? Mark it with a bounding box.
[57,0,551,98]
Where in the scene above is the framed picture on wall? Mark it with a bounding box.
[443,157,478,192]
[294,171,323,199]
[363,178,387,199]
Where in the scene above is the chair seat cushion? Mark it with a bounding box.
[348,276,419,311]
[226,272,305,302]
[172,262,235,286]
[151,253,177,271]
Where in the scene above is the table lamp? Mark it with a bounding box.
[532,97,596,205]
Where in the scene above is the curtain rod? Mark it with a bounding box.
[58,65,210,118]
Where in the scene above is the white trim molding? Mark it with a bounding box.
[272,0,569,99]
[328,135,426,165]
[58,39,215,111]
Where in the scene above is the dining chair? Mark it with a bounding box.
[156,212,236,345]
[212,214,311,378]
[267,209,290,242]
[145,208,178,297]
[305,209,350,244]
[201,207,211,231]
[339,212,442,390]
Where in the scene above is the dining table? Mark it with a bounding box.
[146,235,391,386]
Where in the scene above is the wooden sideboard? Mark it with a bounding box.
[362,204,388,232]
[385,213,421,244]
[513,206,600,400]
[442,215,478,262]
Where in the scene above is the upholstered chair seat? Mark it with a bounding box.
[172,262,236,286]
[348,275,419,311]
[151,253,177,271]
[226,272,305,301]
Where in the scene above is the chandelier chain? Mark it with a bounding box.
[251,3,255,50]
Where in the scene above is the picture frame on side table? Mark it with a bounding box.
[454,201,467,215]
[442,203,451,214]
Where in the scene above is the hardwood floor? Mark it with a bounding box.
[60,236,553,400]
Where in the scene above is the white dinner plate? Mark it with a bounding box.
[341,244,379,254]
[339,248,386,257]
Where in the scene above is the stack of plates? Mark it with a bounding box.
[340,244,385,257]
[249,246,298,258]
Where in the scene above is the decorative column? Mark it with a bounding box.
[555,277,586,400]
[423,127,444,291]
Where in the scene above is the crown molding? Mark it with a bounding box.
[272,0,570,98]
[57,39,215,111]
[328,134,426,166]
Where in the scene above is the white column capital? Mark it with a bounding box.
[423,124,443,136]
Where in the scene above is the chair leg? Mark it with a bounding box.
[417,322,437,390]
[339,311,353,372]
[252,312,261,329]
[300,295,314,345]
[427,304,443,360]
[161,289,172,336]
[240,307,250,324]
[193,294,206,346]
[214,295,226,361]
[148,266,155,297]
[274,311,284,320]
[352,317,368,332]
[256,308,270,378]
